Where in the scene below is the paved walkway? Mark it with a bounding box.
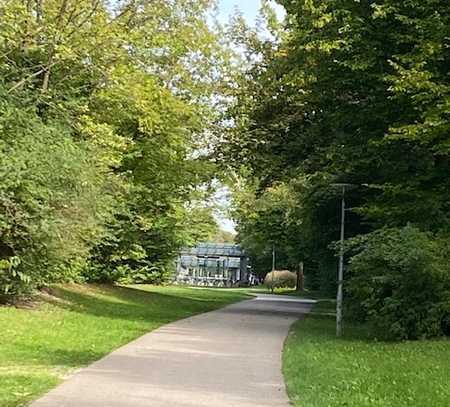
[32,295,314,407]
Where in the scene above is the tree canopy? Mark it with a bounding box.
[1,0,449,339]
[220,0,450,339]
[0,0,231,296]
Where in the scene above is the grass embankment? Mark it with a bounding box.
[0,284,247,407]
[283,301,450,407]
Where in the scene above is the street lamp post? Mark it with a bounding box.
[337,186,346,337]
[272,244,276,271]
[271,244,276,293]
[331,183,355,337]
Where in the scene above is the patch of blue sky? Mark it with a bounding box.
[216,0,285,25]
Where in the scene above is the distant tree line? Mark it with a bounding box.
[221,0,450,339]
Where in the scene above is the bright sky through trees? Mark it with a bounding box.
[217,0,285,24]
[215,2,285,235]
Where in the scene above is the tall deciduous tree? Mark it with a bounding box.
[0,0,233,296]
[220,1,450,308]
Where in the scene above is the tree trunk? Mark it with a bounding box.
[296,262,304,291]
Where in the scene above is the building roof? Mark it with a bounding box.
[181,243,245,258]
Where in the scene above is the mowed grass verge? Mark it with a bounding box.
[0,284,248,407]
[283,302,450,407]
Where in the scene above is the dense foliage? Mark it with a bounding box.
[0,0,229,299]
[221,0,450,338]
[347,226,450,339]
[2,0,449,339]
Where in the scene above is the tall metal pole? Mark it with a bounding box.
[336,187,346,337]
[272,244,276,271]
[271,244,276,293]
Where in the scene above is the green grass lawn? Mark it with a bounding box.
[283,310,450,407]
[0,284,247,407]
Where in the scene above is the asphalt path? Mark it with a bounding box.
[32,294,314,407]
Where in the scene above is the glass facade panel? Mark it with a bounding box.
[176,243,248,286]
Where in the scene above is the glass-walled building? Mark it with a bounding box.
[175,243,251,287]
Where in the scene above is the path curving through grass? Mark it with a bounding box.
[0,284,248,407]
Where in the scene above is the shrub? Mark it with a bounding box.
[0,100,115,300]
[86,255,173,285]
[264,270,297,290]
[346,226,450,340]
